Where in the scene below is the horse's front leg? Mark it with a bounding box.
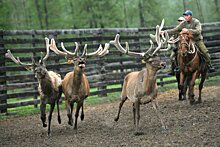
[188,72,197,105]
[179,71,186,101]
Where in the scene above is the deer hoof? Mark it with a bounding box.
[114,117,119,122]
[162,125,168,130]
[58,116,61,124]
[43,123,47,127]
[47,132,51,137]
[81,114,84,121]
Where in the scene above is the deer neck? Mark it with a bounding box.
[38,73,52,95]
[73,67,84,89]
[143,67,157,94]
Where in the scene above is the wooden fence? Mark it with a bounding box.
[1,22,220,114]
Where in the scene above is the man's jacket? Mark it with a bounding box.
[166,18,203,41]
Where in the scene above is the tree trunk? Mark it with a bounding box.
[139,0,145,27]
[68,0,76,28]
[22,0,29,28]
[182,0,187,11]
[43,0,48,29]
[35,0,44,29]
[196,0,204,23]
[214,0,220,20]
[123,0,128,28]
[11,1,20,29]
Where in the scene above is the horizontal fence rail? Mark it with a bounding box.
[0,22,220,114]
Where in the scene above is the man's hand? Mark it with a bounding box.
[160,31,164,35]
[182,28,189,33]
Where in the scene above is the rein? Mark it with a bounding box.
[179,36,198,66]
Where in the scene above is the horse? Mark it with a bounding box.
[177,29,208,104]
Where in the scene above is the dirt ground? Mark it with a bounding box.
[0,86,220,147]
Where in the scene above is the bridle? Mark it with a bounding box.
[179,33,198,66]
[179,34,196,55]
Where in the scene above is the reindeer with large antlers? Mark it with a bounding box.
[110,20,170,135]
[5,38,62,136]
[49,39,109,132]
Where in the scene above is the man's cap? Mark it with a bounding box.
[183,10,193,15]
[178,17,185,21]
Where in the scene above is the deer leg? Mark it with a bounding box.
[198,72,207,103]
[80,102,84,121]
[133,103,136,125]
[66,101,74,126]
[151,99,167,130]
[134,100,141,135]
[74,101,83,132]
[114,96,127,122]
[40,98,47,127]
[57,100,61,124]
[48,101,55,136]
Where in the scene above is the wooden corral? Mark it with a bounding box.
[0,22,220,114]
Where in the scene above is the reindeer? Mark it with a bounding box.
[5,38,62,136]
[49,39,109,133]
[109,21,170,135]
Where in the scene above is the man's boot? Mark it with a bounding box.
[208,63,215,72]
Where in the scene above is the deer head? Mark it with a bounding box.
[109,19,170,69]
[5,38,51,79]
[48,38,110,70]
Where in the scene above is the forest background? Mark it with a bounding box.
[0,0,220,30]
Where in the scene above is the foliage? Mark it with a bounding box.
[0,0,220,30]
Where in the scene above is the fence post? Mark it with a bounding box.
[97,58,107,97]
[97,32,107,97]
[0,29,7,114]
[32,30,38,108]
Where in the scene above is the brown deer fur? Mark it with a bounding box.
[110,22,169,134]
[5,38,62,136]
[49,39,109,132]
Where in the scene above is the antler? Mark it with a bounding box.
[109,34,154,57]
[39,37,51,63]
[110,19,170,57]
[81,43,110,57]
[5,50,34,70]
[49,38,109,58]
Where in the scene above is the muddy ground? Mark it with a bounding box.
[0,86,220,147]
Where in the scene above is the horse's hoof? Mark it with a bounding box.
[68,120,73,126]
[197,99,202,104]
[190,100,196,105]
[179,98,184,101]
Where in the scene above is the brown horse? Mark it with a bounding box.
[177,30,208,104]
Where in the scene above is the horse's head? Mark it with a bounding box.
[178,29,193,56]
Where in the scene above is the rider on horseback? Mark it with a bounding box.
[163,10,215,75]
[168,16,185,76]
